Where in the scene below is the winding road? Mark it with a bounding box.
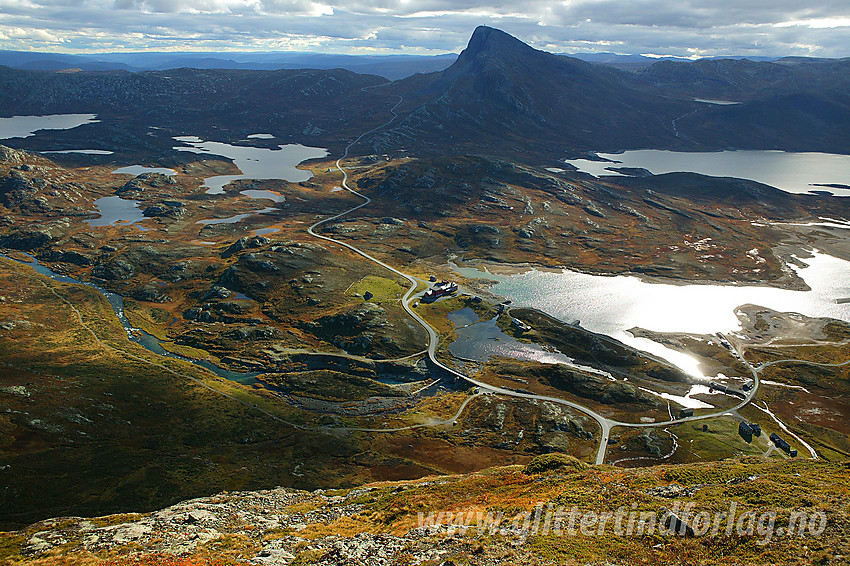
[11,97,843,467]
[305,96,850,465]
[305,97,621,464]
[303,99,683,463]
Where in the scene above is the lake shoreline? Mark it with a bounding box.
[450,245,817,291]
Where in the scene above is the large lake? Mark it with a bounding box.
[458,251,850,378]
[173,136,328,194]
[0,114,99,139]
[565,150,850,197]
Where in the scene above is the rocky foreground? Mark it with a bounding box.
[4,478,546,566]
[1,454,848,565]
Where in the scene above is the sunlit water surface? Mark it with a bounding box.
[565,150,850,196]
[456,252,850,377]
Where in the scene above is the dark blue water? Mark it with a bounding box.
[447,307,573,365]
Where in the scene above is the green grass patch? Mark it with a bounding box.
[347,275,407,302]
[159,340,215,361]
[669,416,771,462]
[0,532,25,560]
[524,453,588,475]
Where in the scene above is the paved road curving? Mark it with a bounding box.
[307,98,850,465]
[306,97,624,462]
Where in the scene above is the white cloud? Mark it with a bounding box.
[775,16,850,28]
[0,0,849,56]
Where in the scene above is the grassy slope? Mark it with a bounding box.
[0,257,382,529]
[0,455,847,565]
[0,257,570,530]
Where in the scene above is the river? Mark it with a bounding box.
[2,253,259,384]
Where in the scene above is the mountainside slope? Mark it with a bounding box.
[676,91,850,153]
[375,26,687,154]
[368,26,850,156]
[636,57,850,100]
[1,455,847,565]
[0,66,382,114]
[0,66,391,152]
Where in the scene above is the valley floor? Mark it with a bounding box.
[1,100,850,552]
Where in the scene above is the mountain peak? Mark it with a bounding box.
[461,26,539,60]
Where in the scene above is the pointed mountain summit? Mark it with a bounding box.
[433,25,583,92]
[457,25,540,63]
[378,26,850,155]
[384,26,684,154]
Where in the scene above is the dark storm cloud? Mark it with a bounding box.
[1,0,849,56]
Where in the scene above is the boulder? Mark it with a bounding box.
[47,249,94,266]
[132,286,172,303]
[91,258,136,280]
[1,228,58,250]
[202,285,232,300]
[228,326,281,341]
[116,173,175,197]
[143,202,186,220]
[0,170,40,207]
[222,235,271,258]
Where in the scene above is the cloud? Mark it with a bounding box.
[0,0,849,56]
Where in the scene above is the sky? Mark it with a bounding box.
[1,0,850,58]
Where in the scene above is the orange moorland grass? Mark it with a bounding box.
[5,555,239,566]
[103,556,239,566]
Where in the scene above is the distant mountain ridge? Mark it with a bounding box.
[0,50,457,81]
[369,26,850,155]
[1,26,849,156]
[375,26,685,154]
[0,46,829,79]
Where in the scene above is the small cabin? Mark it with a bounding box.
[679,408,694,419]
[770,432,791,452]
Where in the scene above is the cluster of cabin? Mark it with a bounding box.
[421,280,458,302]
[737,421,797,457]
[738,421,761,439]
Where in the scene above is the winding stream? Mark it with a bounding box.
[2,253,259,384]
